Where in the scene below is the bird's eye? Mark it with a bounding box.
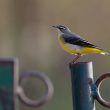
[59,27,66,30]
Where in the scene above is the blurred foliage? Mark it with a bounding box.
[0,0,110,110]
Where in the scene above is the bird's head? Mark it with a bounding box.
[52,25,70,34]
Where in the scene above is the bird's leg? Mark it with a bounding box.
[72,53,82,63]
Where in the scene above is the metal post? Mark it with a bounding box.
[69,61,110,110]
[69,62,95,110]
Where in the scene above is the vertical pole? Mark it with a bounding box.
[69,62,95,110]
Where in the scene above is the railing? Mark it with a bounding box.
[0,59,110,110]
[69,62,110,110]
[0,58,54,110]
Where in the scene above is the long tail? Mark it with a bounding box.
[100,49,109,55]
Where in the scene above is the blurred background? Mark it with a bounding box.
[0,0,110,110]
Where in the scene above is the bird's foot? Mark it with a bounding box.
[72,54,81,64]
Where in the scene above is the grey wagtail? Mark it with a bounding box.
[53,25,108,63]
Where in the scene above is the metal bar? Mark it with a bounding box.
[69,62,95,110]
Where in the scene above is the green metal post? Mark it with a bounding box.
[69,62,95,110]
[0,59,15,110]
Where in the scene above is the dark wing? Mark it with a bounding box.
[62,33,97,48]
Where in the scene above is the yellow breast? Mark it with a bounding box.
[58,36,78,55]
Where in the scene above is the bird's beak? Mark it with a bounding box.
[52,26,58,28]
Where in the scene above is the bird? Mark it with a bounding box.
[52,25,109,63]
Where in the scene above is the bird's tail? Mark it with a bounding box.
[100,50,109,55]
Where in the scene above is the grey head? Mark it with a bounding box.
[52,25,71,33]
